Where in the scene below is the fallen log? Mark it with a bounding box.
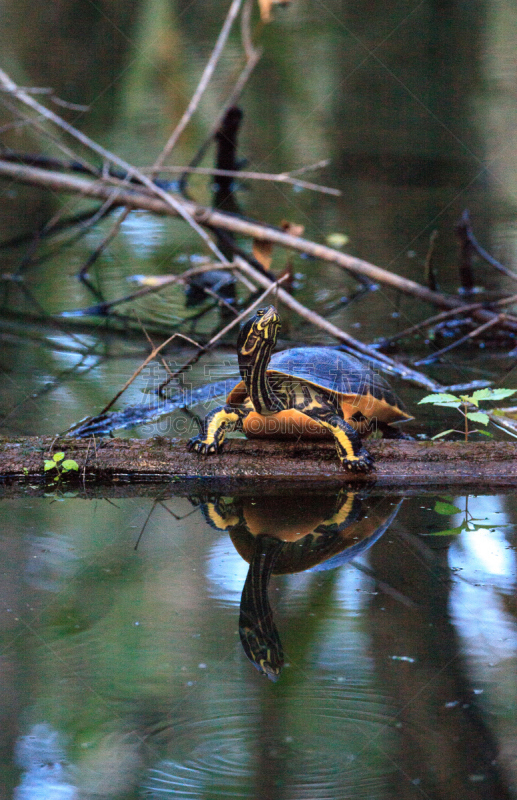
[1,436,517,492]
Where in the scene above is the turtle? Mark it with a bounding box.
[187,305,411,472]
[193,490,403,679]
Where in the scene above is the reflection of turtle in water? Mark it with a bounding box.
[189,305,411,472]
[197,491,402,680]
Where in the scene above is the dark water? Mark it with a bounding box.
[1,488,516,798]
[1,1,517,798]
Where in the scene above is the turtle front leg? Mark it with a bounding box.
[188,404,249,455]
[304,406,375,473]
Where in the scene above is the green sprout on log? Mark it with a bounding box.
[44,452,79,482]
[418,387,517,441]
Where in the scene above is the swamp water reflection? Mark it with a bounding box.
[1,487,516,799]
[1,2,517,797]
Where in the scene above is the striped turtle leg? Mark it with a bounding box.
[188,404,250,455]
[302,406,375,473]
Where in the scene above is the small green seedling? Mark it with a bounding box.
[44,452,79,482]
[418,387,517,441]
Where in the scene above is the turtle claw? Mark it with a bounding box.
[343,449,375,474]
[187,436,222,455]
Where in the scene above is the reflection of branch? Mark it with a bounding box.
[61,263,236,317]
[456,209,517,285]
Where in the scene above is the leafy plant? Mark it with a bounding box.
[427,495,492,537]
[418,387,517,441]
[44,451,79,482]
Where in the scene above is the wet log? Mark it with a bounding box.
[1,436,517,493]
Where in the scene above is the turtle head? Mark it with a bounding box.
[237,305,281,359]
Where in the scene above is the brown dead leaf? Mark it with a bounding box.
[258,0,292,24]
[252,220,303,273]
[252,239,273,272]
[281,220,305,237]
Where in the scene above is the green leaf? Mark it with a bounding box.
[431,429,458,439]
[418,393,460,405]
[460,394,478,407]
[434,501,462,515]
[22,467,28,475]
[473,388,517,403]
[61,459,79,472]
[44,460,56,471]
[475,429,493,437]
[470,388,493,403]
[53,452,65,462]
[53,475,59,482]
[466,411,489,425]
[424,525,465,536]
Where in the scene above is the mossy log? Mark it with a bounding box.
[1,436,517,495]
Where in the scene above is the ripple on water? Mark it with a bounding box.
[142,676,397,800]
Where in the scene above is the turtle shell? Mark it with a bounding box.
[229,495,401,574]
[227,347,411,439]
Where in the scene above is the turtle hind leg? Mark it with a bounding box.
[303,406,374,473]
[188,404,249,455]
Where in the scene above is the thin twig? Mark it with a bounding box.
[142,164,341,195]
[152,0,244,174]
[413,314,506,366]
[97,331,202,417]
[0,67,229,264]
[135,314,176,381]
[288,159,330,177]
[157,274,288,395]
[378,292,517,349]
[234,257,442,391]
[378,302,486,347]
[241,0,256,60]
[181,6,262,186]
[0,94,99,176]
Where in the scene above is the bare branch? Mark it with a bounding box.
[0,67,229,264]
[3,158,517,340]
[152,0,244,173]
